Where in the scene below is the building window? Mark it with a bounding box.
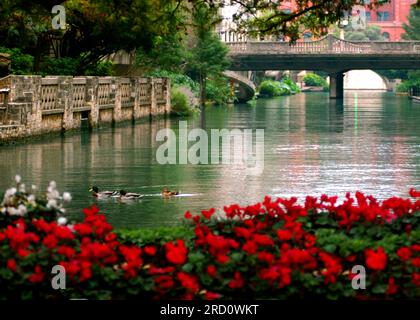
[382,32,390,41]
[377,11,391,21]
[366,12,371,21]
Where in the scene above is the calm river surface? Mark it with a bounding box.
[0,92,419,229]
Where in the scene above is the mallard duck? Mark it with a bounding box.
[161,187,179,197]
[119,190,143,200]
[89,186,118,198]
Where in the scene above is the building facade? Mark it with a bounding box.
[365,0,416,41]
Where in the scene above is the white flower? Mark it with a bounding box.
[15,175,22,184]
[62,192,72,202]
[5,187,17,198]
[57,217,67,225]
[19,183,26,193]
[31,185,37,191]
[49,181,57,189]
[17,204,27,216]
[7,207,19,216]
[27,195,36,203]
[47,199,58,209]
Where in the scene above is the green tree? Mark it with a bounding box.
[403,7,420,40]
[0,0,188,73]
[345,25,384,41]
[211,0,391,42]
[187,3,230,108]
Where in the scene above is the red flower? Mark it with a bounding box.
[412,258,420,268]
[149,266,175,275]
[205,291,222,300]
[184,211,192,219]
[365,247,387,271]
[7,259,17,272]
[57,245,76,259]
[74,224,93,236]
[54,227,75,241]
[83,205,100,217]
[257,251,275,264]
[386,277,398,295]
[201,208,215,219]
[144,246,157,256]
[242,240,258,255]
[207,265,217,278]
[412,273,420,287]
[409,188,420,198]
[277,230,292,241]
[165,240,188,265]
[177,272,199,292]
[233,227,251,239]
[396,247,412,261]
[215,254,230,264]
[79,261,92,281]
[252,234,274,246]
[28,265,45,283]
[155,275,174,290]
[42,234,58,249]
[228,271,244,289]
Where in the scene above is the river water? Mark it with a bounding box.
[0,92,419,229]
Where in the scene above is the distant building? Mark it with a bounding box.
[365,0,416,41]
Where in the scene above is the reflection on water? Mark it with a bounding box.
[0,92,419,229]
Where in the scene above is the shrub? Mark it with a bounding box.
[0,177,419,300]
[0,47,33,75]
[205,76,233,105]
[147,70,199,94]
[171,88,194,116]
[303,73,328,87]
[259,79,300,97]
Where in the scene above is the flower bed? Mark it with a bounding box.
[0,179,419,299]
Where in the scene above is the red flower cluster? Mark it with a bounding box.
[0,189,419,299]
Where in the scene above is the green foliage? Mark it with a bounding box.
[147,70,199,94]
[39,57,113,76]
[205,75,233,105]
[403,8,420,40]
[303,73,328,87]
[231,1,391,42]
[396,71,420,93]
[259,79,300,97]
[0,47,33,75]
[171,88,194,116]
[345,25,385,41]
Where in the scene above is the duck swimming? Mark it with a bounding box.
[161,187,179,197]
[119,190,143,200]
[89,186,118,198]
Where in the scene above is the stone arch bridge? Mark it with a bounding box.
[225,34,420,99]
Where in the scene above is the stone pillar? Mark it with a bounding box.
[113,77,122,123]
[28,76,43,134]
[133,77,141,120]
[164,78,171,115]
[329,72,344,99]
[150,77,156,118]
[60,76,74,130]
[86,77,99,127]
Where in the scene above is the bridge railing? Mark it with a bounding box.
[227,34,420,55]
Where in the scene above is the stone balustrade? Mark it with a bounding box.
[0,75,171,142]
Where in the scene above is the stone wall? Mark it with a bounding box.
[0,75,171,142]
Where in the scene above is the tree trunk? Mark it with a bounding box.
[199,72,206,110]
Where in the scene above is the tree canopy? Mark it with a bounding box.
[403,7,420,40]
[205,0,391,42]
